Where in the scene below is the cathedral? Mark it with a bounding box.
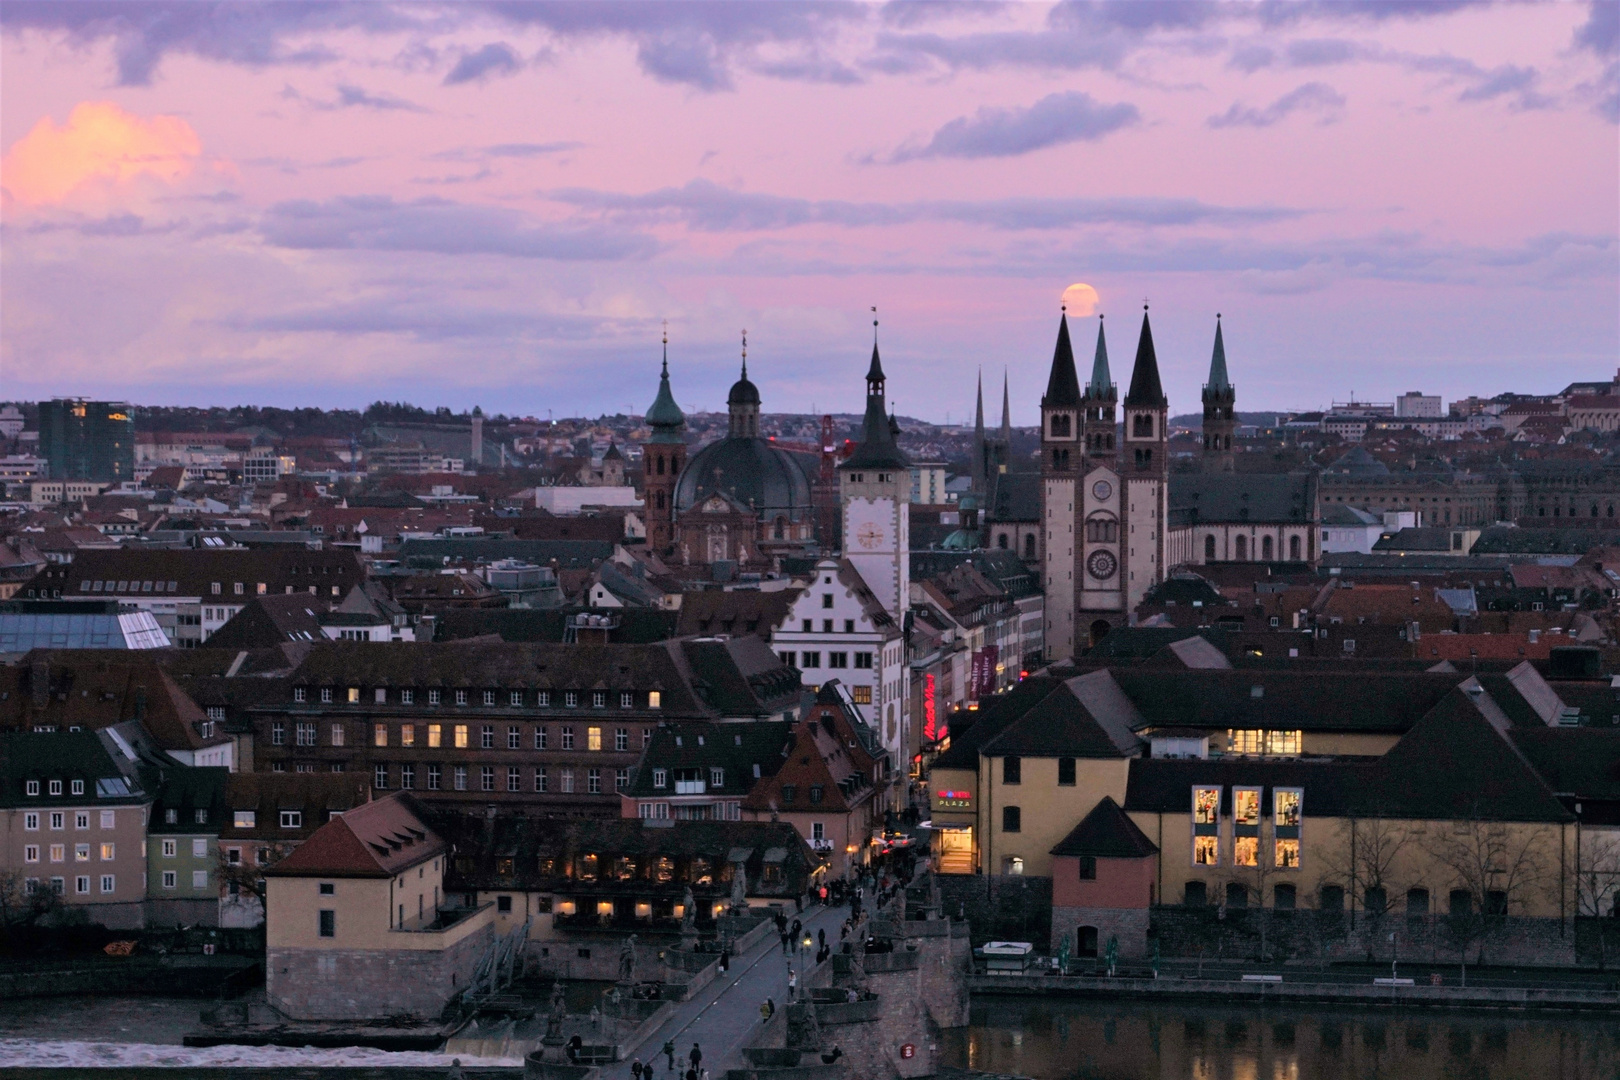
[642,336,823,567]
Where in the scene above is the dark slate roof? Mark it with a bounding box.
[676,437,816,519]
[1042,313,1082,408]
[841,390,911,471]
[727,360,760,406]
[986,469,1040,525]
[1124,757,1365,816]
[1142,574,1226,608]
[680,636,802,717]
[1108,669,1461,734]
[931,676,1068,770]
[1168,472,1316,526]
[1205,317,1231,393]
[1123,309,1166,408]
[1050,796,1158,858]
[434,607,680,644]
[1471,528,1620,555]
[625,720,793,797]
[398,537,614,570]
[980,673,1142,759]
[282,640,708,714]
[676,589,802,639]
[1325,447,1390,476]
[206,593,331,648]
[0,730,146,809]
[148,766,229,835]
[1511,728,1620,800]
[22,548,364,601]
[1372,527,1460,553]
[1365,688,1572,822]
[866,342,885,384]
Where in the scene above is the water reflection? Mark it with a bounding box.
[943,998,1620,1080]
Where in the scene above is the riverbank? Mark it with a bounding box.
[970,972,1620,1011]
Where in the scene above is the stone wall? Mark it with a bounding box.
[1148,907,1578,967]
[936,875,1052,948]
[911,922,971,1029]
[1051,906,1150,960]
[267,924,493,1021]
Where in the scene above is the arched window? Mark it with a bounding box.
[1132,414,1153,438]
[1262,535,1274,561]
[1024,534,1036,560]
[1086,515,1118,543]
[1205,534,1216,560]
[773,517,785,540]
[1289,535,1302,560]
[656,492,666,510]
[656,455,665,476]
[1050,414,1071,438]
[1235,535,1247,561]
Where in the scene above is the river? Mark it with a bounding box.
[941,997,1620,1080]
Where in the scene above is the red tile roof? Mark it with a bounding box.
[266,792,444,878]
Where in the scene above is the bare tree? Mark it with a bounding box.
[1576,828,1620,969]
[1317,816,1415,947]
[217,841,296,924]
[0,870,60,940]
[1421,818,1550,985]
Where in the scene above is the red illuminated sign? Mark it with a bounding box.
[923,673,938,742]
[901,1044,915,1059]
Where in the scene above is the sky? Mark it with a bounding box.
[1,1,1616,425]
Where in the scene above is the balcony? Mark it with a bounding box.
[809,838,834,852]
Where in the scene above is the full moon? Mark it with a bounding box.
[1062,282,1100,316]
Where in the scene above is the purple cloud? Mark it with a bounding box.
[444,42,523,85]
[890,90,1139,161]
[1208,82,1346,128]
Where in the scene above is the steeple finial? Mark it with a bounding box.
[1206,313,1231,393]
[741,328,748,379]
[661,320,668,373]
[1000,369,1011,441]
[872,305,878,345]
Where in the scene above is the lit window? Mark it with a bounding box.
[401,724,415,747]
[454,724,469,749]
[587,726,602,751]
[1275,788,1303,868]
[234,811,255,828]
[1193,786,1221,866]
[428,724,442,748]
[1233,788,1261,867]
[347,687,360,704]
[647,691,661,709]
[374,723,388,747]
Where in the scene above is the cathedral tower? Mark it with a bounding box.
[643,330,687,555]
[1040,310,1082,661]
[727,333,760,438]
[1122,306,1170,610]
[1081,316,1117,468]
[839,327,910,624]
[1201,315,1236,473]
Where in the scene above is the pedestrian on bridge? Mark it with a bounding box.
[662,1038,676,1073]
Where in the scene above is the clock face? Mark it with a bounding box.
[1087,549,1118,580]
[1092,480,1113,501]
[857,523,885,549]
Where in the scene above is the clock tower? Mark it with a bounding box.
[839,332,910,625]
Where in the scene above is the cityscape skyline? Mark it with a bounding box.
[3,2,1616,421]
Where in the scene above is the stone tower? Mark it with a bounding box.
[1201,315,1235,474]
[1121,306,1170,611]
[838,329,910,625]
[1039,310,1082,661]
[642,332,686,555]
[1082,316,1117,469]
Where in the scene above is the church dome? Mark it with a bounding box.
[675,437,814,521]
[728,373,760,406]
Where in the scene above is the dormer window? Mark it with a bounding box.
[49,780,62,796]
[71,780,84,796]
[26,781,40,797]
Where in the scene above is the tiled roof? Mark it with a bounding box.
[980,672,1143,759]
[21,548,363,601]
[266,792,443,878]
[1050,796,1158,858]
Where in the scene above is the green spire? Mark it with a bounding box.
[1087,314,1113,396]
[645,332,686,443]
[1206,315,1231,392]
